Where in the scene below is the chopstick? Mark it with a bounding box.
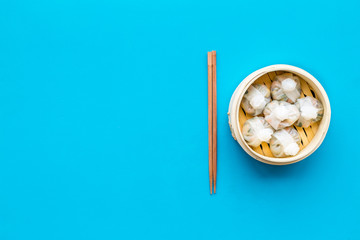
[212,51,217,194]
[208,51,217,194]
[207,52,213,194]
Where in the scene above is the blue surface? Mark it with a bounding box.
[0,0,359,239]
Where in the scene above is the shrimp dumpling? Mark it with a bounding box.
[241,84,271,116]
[242,117,274,147]
[270,127,301,157]
[271,73,301,103]
[263,100,300,130]
[295,96,324,128]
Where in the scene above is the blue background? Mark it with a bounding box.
[0,0,359,239]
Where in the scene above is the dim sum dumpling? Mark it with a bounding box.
[271,73,301,103]
[241,84,271,116]
[270,127,301,157]
[295,96,324,128]
[263,100,300,130]
[242,117,274,147]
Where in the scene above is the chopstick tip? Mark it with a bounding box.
[207,52,213,64]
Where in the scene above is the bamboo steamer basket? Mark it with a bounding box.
[228,64,331,165]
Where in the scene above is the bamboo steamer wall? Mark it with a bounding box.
[228,64,331,165]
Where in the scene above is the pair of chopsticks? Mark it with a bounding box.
[208,51,217,194]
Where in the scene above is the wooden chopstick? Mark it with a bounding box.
[207,52,213,194]
[208,51,217,194]
[212,51,217,194]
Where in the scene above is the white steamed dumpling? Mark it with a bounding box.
[295,96,324,128]
[271,73,301,103]
[241,84,271,116]
[263,100,300,130]
[242,117,274,147]
[270,127,301,157]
